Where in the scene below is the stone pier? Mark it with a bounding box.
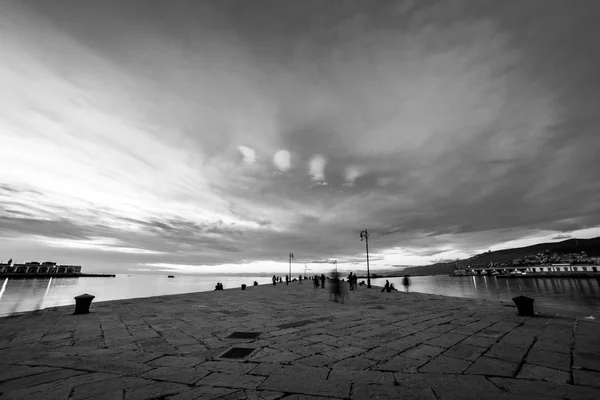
[0,282,599,399]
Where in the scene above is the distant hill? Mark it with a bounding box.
[388,237,600,277]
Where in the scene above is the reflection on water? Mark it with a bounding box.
[0,275,274,317]
[372,275,600,319]
[2,274,599,319]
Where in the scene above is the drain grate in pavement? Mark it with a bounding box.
[219,347,256,359]
[226,332,261,339]
[276,320,314,329]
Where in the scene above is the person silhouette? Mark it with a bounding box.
[381,280,390,292]
[403,275,411,293]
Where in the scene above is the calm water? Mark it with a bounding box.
[0,275,273,317]
[372,275,600,319]
[1,274,599,319]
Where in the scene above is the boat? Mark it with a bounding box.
[168,275,175,278]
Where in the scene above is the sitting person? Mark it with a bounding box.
[381,280,390,292]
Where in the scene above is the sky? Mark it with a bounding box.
[1,0,600,275]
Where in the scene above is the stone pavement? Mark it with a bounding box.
[1,281,599,400]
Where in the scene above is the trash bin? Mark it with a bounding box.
[512,295,535,316]
[73,294,95,315]
[241,284,246,290]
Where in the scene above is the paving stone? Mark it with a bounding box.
[321,345,365,360]
[425,333,468,348]
[460,335,498,348]
[259,375,350,398]
[0,365,59,382]
[249,364,329,380]
[383,336,424,352]
[535,338,573,354]
[525,348,571,371]
[442,343,486,361]
[249,348,303,364]
[148,355,204,368]
[516,364,570,383]
[489,377,571,398]
[401,344,446,360]
[0,368,85,392]
[497,330,536,348]
[167,385,239,400]
[70,377,151,400]
[565,385,600,400]
[141,366,209,384]
[418,355,472,373]
[373,355,428,372]
[124,381,188,400]
[197,372,266,389]
[464,356,519,377]
[328,369,395,385]
[574,369,600,388]
[329,356,377,370]
[278,395,341,400]
[351,384,437,400]
[573,349,600,372]
[200,361,258,374]
[360,346,398,361]
[294,354,337,368]
[485,343,527,363]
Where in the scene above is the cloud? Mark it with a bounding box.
[343,165,363,187]
[1,0,599,274]
[309,154,327,184]
[237,145,256,165]
[273,150,291,172]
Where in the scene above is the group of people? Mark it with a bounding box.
[346,272,359,290]
[312,274,326,289]
[272,274,307,286]
[381,275,412,293]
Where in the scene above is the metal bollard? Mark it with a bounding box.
[73,293,95,315]
[512,295,535,316]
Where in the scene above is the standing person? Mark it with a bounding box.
[285,275,289,285]
[403,275,411,293]
[272,275,276,286]
[353,274,358,290]
[320,274,326,289]
[347,272,353,290]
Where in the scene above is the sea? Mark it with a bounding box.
[1,274,599,319]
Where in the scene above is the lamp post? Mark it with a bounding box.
[360,229,371,288]
[289,253,294,282]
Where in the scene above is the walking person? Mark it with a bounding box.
[320,274,326,289]
[285,275,289,285]
[272,275,276,286]
[403,275,411,293]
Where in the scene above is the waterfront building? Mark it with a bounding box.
[1,262,82,275]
